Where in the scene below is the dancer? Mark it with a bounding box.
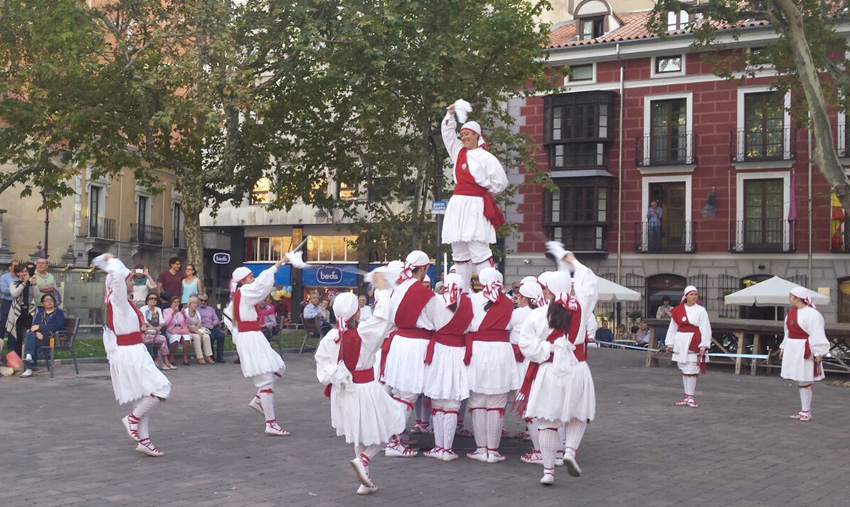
[516,251,598,486]
[225,252,303,436]
[665,286,712,408]
[780,287,829,422]
[466,267,519,464]
[511,280,547,463]
[441,101,509,293]
[422,273,473,461]
[93,254,171,457]
[315,291,405,495]
[380,250,435,457]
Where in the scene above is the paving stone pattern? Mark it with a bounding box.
[1,349,848,507]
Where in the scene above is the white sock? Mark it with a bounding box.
[557,423,566,453]
[131,395,159,419]
[138,414,150,441]
[799,386,813,412]
[681,375,689,396]
[431,411,444,449]
[444,411,458,451]
[527,419,540,451]
[456,262,473,294]
[688,375,698,397]
[258,388,276,423]
[356,444,381,460]
[471,408,487,451]
[564,420,587,454]
[485,409,504,453]
[539,427,559,470]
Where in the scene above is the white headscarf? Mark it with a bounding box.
[790,287,817,309]
[479,267,504,304]
[443,273,464,307]
[519,281,546,308]
[399,250,430,284]
[332,292,359,335]
[230,267,253,296]
[681,285,698,303]
[520,276,538,285]
[460,121,488,150]
[543,271,572,307]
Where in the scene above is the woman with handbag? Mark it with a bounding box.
[163,296,195,366]
[184,297,214,365]
[141,294,174,370]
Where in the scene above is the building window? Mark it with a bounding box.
[579,16,604,40]
[306,235,358,262]
[338,182,358,201]
[172,202,184,248]
[544,92,615,171]
[89,185,102,234]
[251,177,271,204]
[544,177,610,252]
[743,178,785,250]
[744,92,784,160]
[137,195,149,228]
[568,64,594,82]
[666,10,690,31]
[654,55,683,75]
[650,99,687,164]
[244,236,294,262]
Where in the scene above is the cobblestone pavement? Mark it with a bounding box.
[1,348,848,507]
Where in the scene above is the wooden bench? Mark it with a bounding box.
[300,315,322,354]
[37,316,80,378]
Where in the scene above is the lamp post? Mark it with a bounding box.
[39,186,55,259]
[429,128,444,280]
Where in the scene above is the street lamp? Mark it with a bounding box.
[429,128,445,280]
[39,186,56,260]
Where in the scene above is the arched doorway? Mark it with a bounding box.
[646,274,687,318]
[739,274,784,320]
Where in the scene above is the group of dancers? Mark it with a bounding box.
[92,102,831,495]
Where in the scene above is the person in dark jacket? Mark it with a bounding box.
[21,293,66,377]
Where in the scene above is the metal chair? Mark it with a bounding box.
[38,316,80,378]
[300,315,322,354]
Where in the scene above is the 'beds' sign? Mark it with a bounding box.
[317,266,342,284]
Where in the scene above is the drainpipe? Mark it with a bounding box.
[616,43,624,285]
[807,128,813,284]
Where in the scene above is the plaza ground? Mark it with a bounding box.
[1,348,847,507]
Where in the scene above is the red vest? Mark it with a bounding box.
[233,289,262,332]
[671,304,703,353]
[106,294,144,346]
[465,295,513,365]
[425,295,473,364]
[452,149,505,228]
[324,328,375,397]
[786,307,813,359]
[380,281,434,377]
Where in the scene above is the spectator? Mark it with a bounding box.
[357,294,372,323]
[197,294,226,363]
[303,292,331,335]
[129,264,157,307]
[595,320,614,347]
[20,293,66,377]
[258,296,279,342]
[32,258,59,308]
[510,280,521,305]
[1,261,18,353]
[181,263,202,306]
[628,325,640,343]
[423,275,432,290]
[183,296,213,365]
[655,295,674,347]
[141,293,174,370]
[5,263,36,359]
[614,323,628,342]
[647,200,663,250]
[163,295,194,366]
[156,257,184,304]
[635,322,651,347]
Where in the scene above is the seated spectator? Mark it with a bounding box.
[320,298,335,325]
[258,296,279,342]
[614,324,628,342]
[595,320,614,347]
[655,296,673,347]
[357,294,372,323]
[141,293,174,370]
[197,294,226,363]
[303,292,331,336]
[635,321,651,347]
[163,296,196,366]
[628,326,640,343]
[129,264,157,307]
[20,293,66,377]
[184,296,214,365]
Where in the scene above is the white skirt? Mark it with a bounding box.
[383,335,429,394]
[525,362,596,423]
[103,329,171,405]
[329,380,406,446]
[467,341,521,395]
[670,332,709,372]
[441,195,496,244]
[781,340,825,382]
[167,332,192,345]
[423,344,469,401]
[235,330,286,378]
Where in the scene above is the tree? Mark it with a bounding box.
[0,0,309,274]
[255,0,556,263]
[649,0,850,214]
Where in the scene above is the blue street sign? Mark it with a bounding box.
[430,200,448,215]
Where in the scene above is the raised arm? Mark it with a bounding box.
[441,111,464,162]
[93,254,131,299]
[239,266,278,306]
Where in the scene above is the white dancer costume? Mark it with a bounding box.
[94,254,171,457]
[441,108,509,292]
[511,280,546,465]
[379,250,435,457]
[466,268,519,464]
[516,254,598,485]
[316,293,405,495]
[224,264,288,436]
[780,287,830,422]
[665,286,711,408]
[422,273,473,461]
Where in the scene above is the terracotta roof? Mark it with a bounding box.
[547,11,771,49]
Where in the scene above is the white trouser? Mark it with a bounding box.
[193,333,213,359]
[451,241,493,264]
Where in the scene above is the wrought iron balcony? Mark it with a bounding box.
[636,133,697,167]
[730,127,795,163]
[729,219,795,253]
[634,221,696,253]
[85,218,116,241]
[131,224,164,246]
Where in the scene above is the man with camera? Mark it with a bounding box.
[129,265,158,307]
[197,294,226,363]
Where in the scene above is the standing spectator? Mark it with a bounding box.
[181,263,202,306]
[130,265,157,307]
[655,295,674,347]
[33,258,58,308]
[141,293,174,370]
[20,293,66,377]
[647,200,663,251]
[163,296,194,366]
[5,263,36,358]
[156,257,183,305]
[183,297,213,365]
[197,294,226,363]
[595,320,614,347]
[357,294,372,323]
[635,322,651,347]
[1,261,18,351]
[304,292,331,335]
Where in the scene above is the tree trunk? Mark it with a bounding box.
[182,183,205,282]
[772,0,850,214]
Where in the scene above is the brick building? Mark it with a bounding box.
[505,1,850,323]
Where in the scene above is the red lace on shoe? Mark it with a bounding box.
[127,414,141,439]
[138,438,160,453]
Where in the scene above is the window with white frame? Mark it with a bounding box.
[640,93,693,168]
[735,88,792,163]
[640,175,693,253]
[734,171,793,252]
[652,54,685,78]
[568,64,594,82]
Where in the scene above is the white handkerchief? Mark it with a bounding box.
[285,251,308,269]
[454,99,472,123]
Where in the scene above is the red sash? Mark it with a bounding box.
[786,308,821,377]
[425,295,472,365]
[380,281,434,377]
[453,149,505,228]
[671,304,707,373]
[233,289,262,332]
[106,295,145,347]
[465,295,513,365]
[324,328,375,397]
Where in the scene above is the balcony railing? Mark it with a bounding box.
[730,127,795,163]
[837,123,849,158]
[131,224,164,246]
[85,217,116,241]
[547,224,607,252]
[173,229,185,249]
[634,221,696,253]
[730,219,795,253]
[636,133,697,167]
